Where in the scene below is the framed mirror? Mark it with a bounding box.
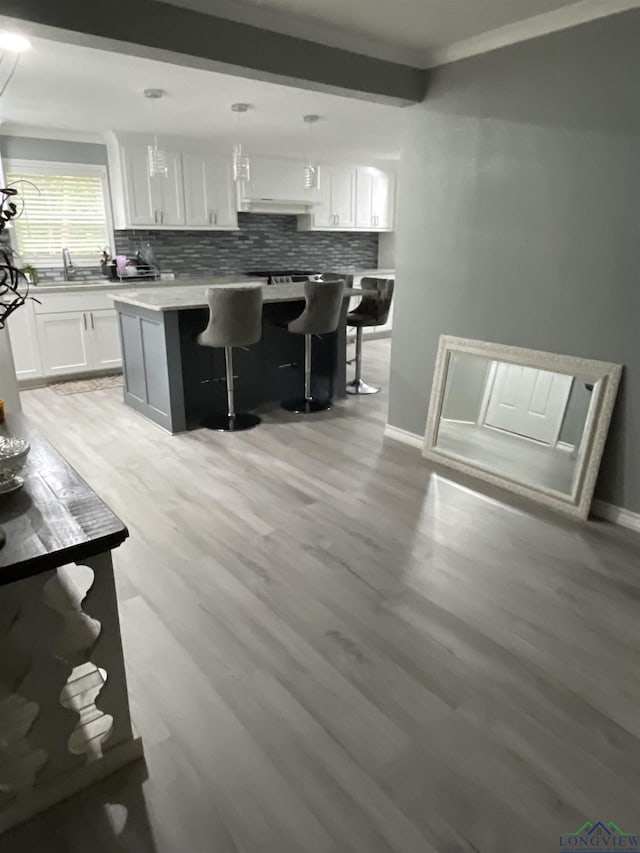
[423,336,622,519]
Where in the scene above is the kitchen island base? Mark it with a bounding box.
[113,283,352,434]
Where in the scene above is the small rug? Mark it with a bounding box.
[51,375,124,395]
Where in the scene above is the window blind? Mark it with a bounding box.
[6,170,109,262]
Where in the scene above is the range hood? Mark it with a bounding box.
[236,156,322,215]
[238,198,320,215]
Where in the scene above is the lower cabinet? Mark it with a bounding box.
[10,290,125,384]
[8,301,43,381]
[91,309,123,369]
[36,309,122,377]
[36,311,94,376]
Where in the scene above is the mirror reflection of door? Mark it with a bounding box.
[481,363,573,446]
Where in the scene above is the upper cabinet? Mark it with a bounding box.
[236,157,323,211]
[106,133,395,232]
[106,133,237,230]
[121,145,185,226]
[182,152,236,228]
[355,168,394,230]
[313,166,357,229]
[299,165,396,232]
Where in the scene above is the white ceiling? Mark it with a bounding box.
[0,36,404,160]
[159,0,619,65]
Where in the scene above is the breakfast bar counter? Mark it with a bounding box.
[111,281,355,432]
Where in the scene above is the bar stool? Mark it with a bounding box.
[282,279,345,414]
[197,285,263,431]
[347,277,395,395]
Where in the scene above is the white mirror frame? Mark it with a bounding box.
[423,336,622,520]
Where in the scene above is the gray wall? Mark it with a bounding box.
[390,10,640,512]
[0,136,107,165]
[441,352,490,424]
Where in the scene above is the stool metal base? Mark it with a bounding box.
[202,412,261,432]
[282,397,332,414]
[346,379,381,395]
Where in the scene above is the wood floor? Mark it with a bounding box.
[3,338,640,852]
[436,419,578,494]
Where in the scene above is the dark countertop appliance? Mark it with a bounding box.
[246,269,319,284]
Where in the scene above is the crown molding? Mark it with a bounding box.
[429,0,640,67]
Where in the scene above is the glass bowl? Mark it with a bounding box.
[0,437,30,494]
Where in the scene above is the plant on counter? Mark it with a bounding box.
[0,185,39,329]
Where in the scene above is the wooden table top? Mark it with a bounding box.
[0,413,128,587]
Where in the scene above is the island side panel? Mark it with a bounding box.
[116,303,186,433]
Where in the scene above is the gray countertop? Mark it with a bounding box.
[34,275,266,294]
[35,269,394,295]
[110,281,357,312]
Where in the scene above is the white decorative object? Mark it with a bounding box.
[0,328,21,414]
[231,103,252,182]
[144,89,168,179]
[423,335,622,520]
[302,114,321,191]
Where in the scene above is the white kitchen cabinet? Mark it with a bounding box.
[182,153,236,228]
[33,290,123,378]
[355,168,395,230]
[158,149,185,227]
[123,146,184,227]
[330,166,357,229]
[237,156,322,209]
[303,165,356,229]
[106,132,236,230]
[90,309,122,369]
[7,301,43,381]
[37,309,122,377]
[36,311,94,376]
[122,145,160,226]
[299,165,395,231]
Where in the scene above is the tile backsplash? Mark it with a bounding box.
[114,213,379,276]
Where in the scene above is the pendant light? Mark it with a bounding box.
[144,89,168,178]
[303,115,321,191]
[231,103,252,182]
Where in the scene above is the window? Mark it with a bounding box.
[5,159,113,266]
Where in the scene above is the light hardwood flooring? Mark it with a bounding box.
[3,338,640,852]
[436,419,578,494]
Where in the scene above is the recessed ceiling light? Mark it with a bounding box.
[0,32,31,53]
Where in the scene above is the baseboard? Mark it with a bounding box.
[592,500,640,533]
[383,424,640,534]
[383,424,423,449]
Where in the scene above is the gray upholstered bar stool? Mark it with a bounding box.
[197,285,263,431]
[346,277,395,395]
[282,279,345,414]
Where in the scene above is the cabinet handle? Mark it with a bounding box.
[160,210,164,225]
[90,312,95,330]
[209,211,217,225]
[153,210,158,224]
[83,313,87,331]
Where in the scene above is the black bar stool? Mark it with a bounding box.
[347,277,395,395]
[282,279,345,414]
[197,285,263,431]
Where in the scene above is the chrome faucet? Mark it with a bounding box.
[62,247,76,281]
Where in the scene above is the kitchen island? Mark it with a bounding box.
[111,280,355,433]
